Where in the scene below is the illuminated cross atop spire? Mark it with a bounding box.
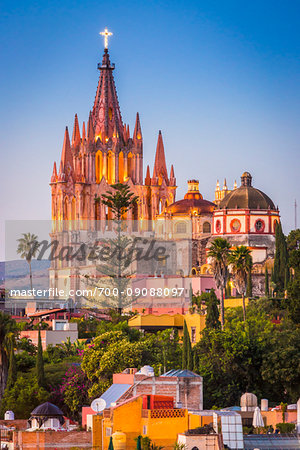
[100,27,113,49]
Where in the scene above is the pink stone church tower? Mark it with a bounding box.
[50,46,177,229]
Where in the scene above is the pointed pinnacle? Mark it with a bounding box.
[134,112,142,141]
[51,162,57,182]
[153,130,168,180]
[61,126,73,173]
[82,121,86,141]
[72,114,81,147]
[87,112,94,142]
[170,164,175,179]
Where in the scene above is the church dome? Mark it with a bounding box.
[31,402,64,417]
[219,172,275,210]
[167,180,215,215]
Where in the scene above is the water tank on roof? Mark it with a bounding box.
[261,399,268,411]
[140,365,154,377]
[4,410,14,420]
[112,431,126,450]
[241,393,258,411]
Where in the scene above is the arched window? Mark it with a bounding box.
[175,221,187,234]
[107,151,114,184]
[216,219,221,233]
[119,152,124,182]
[95,150,103,183]
[64,197,69,230]
[255,219,265,232]
[127,152,133,179]
[71,197,76,222]
[203,221,211,233]
[230,218,241,233]
[132,201,138,232]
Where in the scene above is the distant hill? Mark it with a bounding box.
[0,259,51,290]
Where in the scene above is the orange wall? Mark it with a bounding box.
[262,410,297,429]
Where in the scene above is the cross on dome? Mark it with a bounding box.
[100,28,113,49]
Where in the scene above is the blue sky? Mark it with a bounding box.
[0,0,299,259]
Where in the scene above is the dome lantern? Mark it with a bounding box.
[241,171,252,187]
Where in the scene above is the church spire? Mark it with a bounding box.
[87,111,94,142]
[58,160,65,181]
[153,130,168,181]
[72,114,81,147]
[92,49,124,142]
[133,112,142,143]
[145,165,151,185]
[51,162,57,183]
[60,127,74,175]
[82,121,86,141]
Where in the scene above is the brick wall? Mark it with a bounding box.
[118,374,203,411]
[13,430,92,449]
[0,419,27,430]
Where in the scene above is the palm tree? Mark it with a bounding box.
[0,312,16,400]
[17,233,40,291]
[207,238,231,329]
[229,245,253,321]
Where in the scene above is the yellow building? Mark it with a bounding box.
[129,300,249,345]
[128,312,206,345]
[92,396,215,450]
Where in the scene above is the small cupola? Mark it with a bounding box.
[241,171,252,187]
[184,180,203,200]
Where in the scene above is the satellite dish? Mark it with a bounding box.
[91,398,106,413]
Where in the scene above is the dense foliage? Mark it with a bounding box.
[0,228,299,421]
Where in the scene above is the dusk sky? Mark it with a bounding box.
[1,0,299,260]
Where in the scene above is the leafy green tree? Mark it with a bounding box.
[82,331,152,398]
[271,267,275,283]
[6,337,17,390]
[101,182,139,222]
[101,183,138,314]
[36,328,45,388]
[287,279,300,323]
[88,183,139,314]
[287,229,300,276]
[152,329,181,374]
[205,289,221,330]
[265,267,270,297]
[261,327,300,401]
[229,246,253,321]
[0,312,16,400]
[273,222,288,293]
[193,349,199,372]
[194,304,274,408]
[182,321,192,370]
[16,232,40,290]
[284,267,290,290]
[0,376,49,419]
[285,229,300,323]
[207,238,231,329]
